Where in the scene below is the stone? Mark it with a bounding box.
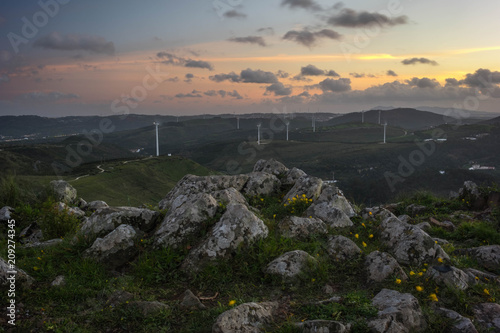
[265,250,317,280]
[472,303,500,332]
[212,302,278,333]
[406,204,427,216]
[0,206,13,221]
[415,222,431,232]
[368,289,427,333]
[80,206,160,238]
[158,174,250,211]
[309,185,356,217]
[0,257,34,288]
[242,172,281,197]
[429,217,456,231]
[305,202,353,228]
[107,290,134,306]
[19,223,43,245]
[282,175,323,203]
[454,245,500,273]
[297,320,350,333]
[181,289,206,310]
[83,224,141,269]
[23,238,63,249]
[380,217,450,266]
[154,193,218,248]
[87,200,109,210]
[365,251,408,283]
[277,216,328,239]
[51,275,66,287]
[434,307,478,333]
[463,268,500,285]
[212,188,248,206]
[129,301,169,316]
[362,207,397,221]
[283,167,307,186]
[398,214,411,224]
[327,235,361,261]
[253,158,288,176]
[433,238,449,245]
[427,265,469,290]
[50,180,77,203]
[56,202,85,218]
[182,203,268,272]
[76,198,88,210]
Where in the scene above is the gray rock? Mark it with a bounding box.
[83,224,141,269]
[0,257,34,288]
[283,175,323,203]
[365,251,408,283]
[415,222,432,232]
[19,223,43,245]
[327,235,362,261]
[76,198,88,210]
[472,303,500,332]
[427,265,470,290]
[265,250,317,280]
[459,181,487,210]
[212,188,248,206]
[154,193,218,248]
[80,206,160,238]
[0,206,13,221]
[398,214,411,224]
[212,301,278,333]
[181,289,206,310]
[433,238,449,245]
[406,204,427,216]
[107,290,134,306]
[283,167,307,186]
[278,216,328,239]
[316,185,356,217]
[253,158,288,176]
[306,201,353,228]
[51,275,66,287]
[129,301,169,316]
[434,307,478,333]
[463,268,500,285]
[158,174,250,210]
[380,217,450,266]
[362,207,397,221]
[429,217,456,231]
[87,200,109,210]
[454,245,500,273]
[297,320,350,333]
[50,180,77,203]
[368,289,427,333]
[242,172,281,197]
[23,238,63,249]
[56,202,85,218]
[182,203,268,272]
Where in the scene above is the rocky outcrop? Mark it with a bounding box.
[87,200,109,210]
[212,302,278,333]
[56,202,85,218]
[427,265,470,290]
[182,203,268,272]
[50,180,77,203]
[265,250,317,280]
[253,158,288,176]
[1,257,34,288]
[297,320,350,333]
[212,188,248,206]
[283,167,307,186]
[472,303,500,332]
[242,172,281,197]
[380,216,449,266]
[365,251,408,283]
[368,289,427,333]
[0,206,13,221]
[180,289,206,310]
[283,175,323,203]
[327,235,361,261]
[434,307,478,333]
[277,216,328,239]
[83,224,141,269]
[454,245,500,273]
[305,185,355,228]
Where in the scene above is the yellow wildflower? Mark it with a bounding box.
[229,300,236,306]
[418,272,423,277]
[437,257,443,263]
[416,286,424,292]
[37,257,42,260]
[354,234,359,239]
[484,289,490,296]
[410,271,415,276]
[395,279,402,284]
[429,294,438,302]
[369,211,373,215]
[369,234,374,238]
[362,242,367,247]
[273,214,276,219]
[362,223,366,228]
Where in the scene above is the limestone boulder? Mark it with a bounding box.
[212,302,278,333]
[365,251,408,283]
[50,180,77,203]
[277,216,328,239]
[253,159,288,176]
[282,175,323,203]
[242,172,281,197]
[327,235,361,261]
[265,250,317,280]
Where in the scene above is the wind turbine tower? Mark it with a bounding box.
[312,115,316,132]
[257,123,261,145]
[362,110,364,123]
[237,116,240,130]
[378,110,381,125]
[153,122,160,156]
[285,120,290,141]
[383,122,387,144]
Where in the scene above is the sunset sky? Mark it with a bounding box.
[1,0,500,116]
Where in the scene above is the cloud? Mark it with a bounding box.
[157,52,214,70]
[209,72,241,83]
[0,74,9,83]
[386,70,398,77]
[33,32,115,55]
[281,0,321,11]
[350,72,365,78]
[460,68,500,87]
[204,90,217,96]
[325,70,340,77]
[175,90,202,98]
[276,70,289,79]
[185,73,194,83]
[318,78,352,92]
[445,78,460,87]
[401,57,438,66]
[406,77,440,89]
[327,8,408,27]
[218,90,227,98]
[301,64,324,76]
[257,27,274,35]
[283,29,341,47]
[17,91,80,102]
[240,68,278,83]
[228,36,267,47]
[228,90,243,99]
[291,74,313,82]
[265,82,292,96]
[223,10,247,19]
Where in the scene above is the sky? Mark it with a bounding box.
[0,0,500,117]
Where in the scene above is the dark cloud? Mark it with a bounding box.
[281,0,321,11]
[276,70,289,79]
[209,72,241,83]
[33,32,115,55]
[445,78,460,87]
[228,36,267,47]
[325,70,340,77]
[405,77,440,89]
[223,10,247,19]
[157,52,214,70]
[240,68,278,83]
[350,72,365,78]
[218,90,227,98]
[17,91,80,102]
[167,77,179,82]
[298,91,310,97]
[291,74,313,82]
[460,68,500,88]
[283,29,341,47]
[301,64,324,76]
[265,82,292,96]
[401,57,438,66]
[386,70,398,77]
[228,90,243,99]
[327,8,408,27]
[204,90,217,96]
[257,27,275,35]
[175,90,202,98]
[185,73,194,83]
[318,78,352,92]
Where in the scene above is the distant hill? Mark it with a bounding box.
[480,115,500,125]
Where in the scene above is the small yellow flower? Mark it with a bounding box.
[37,257,42,260]
[362,241,367,247]
[484,289,490,296]
[311,278,316,282]
[422,269,426,272]
[395,279,402,284]
[416,286,423,292]
[435,240,438,244]
[354,234,359,239]
[362,223,366,228]
[418,272,423,276]
[369,211,373,215]
[302,194,306,198]
[410,271,415,276]
[369,234,374,238]
[437,257,443,263]
[33,266,39,271]
[273,214,276,219]
[429,293,438,302]
[424,263,428,266]
[260,198,264,201]
[309,216,312,218]
[475,276,479,281]
[229,300,236,306]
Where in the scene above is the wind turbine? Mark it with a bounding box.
[285,119,290,141]
[378,110,381,125]
[383,122,387,144]
[153,122,160,156]
[312,115,316,132]
[361,110,365,123]
[257,123,261,145]
[237,116,240,130]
